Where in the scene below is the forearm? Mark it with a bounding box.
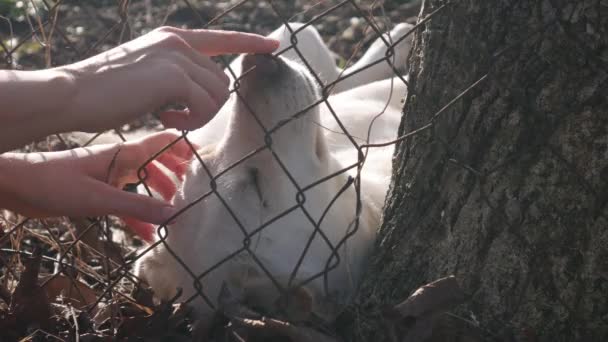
[0,69,75,152]
[0,155,29,213]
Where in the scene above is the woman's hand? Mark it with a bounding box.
[0,131,194,241]
[0,27,279,152]
[60,27,279,133]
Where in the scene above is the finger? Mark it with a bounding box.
[121,131,185,167]
[183,52,230,86]
[159,110,192,131]
[85,131,195,187]
[140,133,196,182]
[159,81,219,131]
[136,131,195,161]
[121,216,156,242]
[152,28,229,84]
[156,153,189,181]
[167,28,280,56]
[162,45,229,86]
[169,138,197,160]
[145,131,197,160]
[143,162,177,201]
[84,178,178,224]
[2,195,54,218]
[166,52,230,106]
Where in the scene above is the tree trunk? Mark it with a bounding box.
[348,0,608,340]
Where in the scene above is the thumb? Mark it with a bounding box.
[85,178,178,225]
[120,217,156,242]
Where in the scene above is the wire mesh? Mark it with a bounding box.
[0,0,507,339]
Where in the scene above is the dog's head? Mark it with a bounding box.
[222,54,329,166]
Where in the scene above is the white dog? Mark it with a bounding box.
[134,23,411,323]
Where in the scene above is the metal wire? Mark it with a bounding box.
[0,0,526,337]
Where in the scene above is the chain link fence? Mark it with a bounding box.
[0,0,500,340]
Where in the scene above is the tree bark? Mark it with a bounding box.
[348,0,608,340]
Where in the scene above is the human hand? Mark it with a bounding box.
[0,131,194,241]
[58,27,279,132]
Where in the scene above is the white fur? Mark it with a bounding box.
[223,22,413,93]
[134,23,410,322]
[186,22,412,155]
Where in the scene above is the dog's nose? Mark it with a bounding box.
[241,54,281,76]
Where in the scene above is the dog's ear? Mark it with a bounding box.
[315,125,328,161]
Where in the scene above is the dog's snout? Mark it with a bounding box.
[242,54,281,77]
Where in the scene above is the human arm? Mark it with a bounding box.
[0,27,279,153]
[0,131,193,240]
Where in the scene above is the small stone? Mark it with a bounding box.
[342,26,355,41]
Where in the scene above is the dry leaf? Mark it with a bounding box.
[274,286,314,322]
[394,275,465,318]
[383,275,466,342]
[116,289,190,339]
[10,250,52,332]
[42,274,98,310]
[70,218,125,264]
[230,316,339,342]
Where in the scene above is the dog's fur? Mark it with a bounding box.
[134,23,411,322]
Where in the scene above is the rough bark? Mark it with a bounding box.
[347,0,608,341]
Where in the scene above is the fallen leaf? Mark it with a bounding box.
[230,316,339,342]
[41,274,98,310]
[393,275,465,318]
[116,288,191,339]
[10,249,52,331]
[383,275,466,342]
[274,286,314,322]
[0,283,11,305]
[70,218,125,264]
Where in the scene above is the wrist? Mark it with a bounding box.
[7,69,76,119]
[53,63,107,133]
[0,156,24,210]
[43,68,78,132]
[16,68,79,134]
[0,69,77,152]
